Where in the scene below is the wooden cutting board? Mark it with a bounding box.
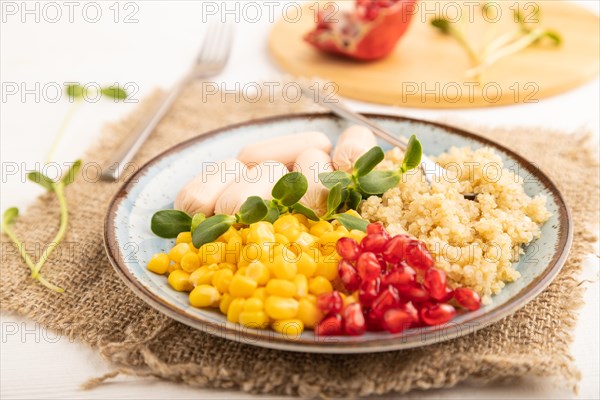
[269,1,599,108]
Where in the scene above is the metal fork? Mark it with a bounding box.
[300,84,477,200]
[101,22,234,181]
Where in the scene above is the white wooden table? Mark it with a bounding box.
[1,1,598,398]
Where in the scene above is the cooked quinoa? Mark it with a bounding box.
[360,146,551,303]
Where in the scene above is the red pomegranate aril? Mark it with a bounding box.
[336,237,361,261]
[433,286,454,303]
[371,286,400,314]
[424,268,447,300]
[405,240,435,270]
[420,303,457,326]
[382,235,411,263]
[398,301,419,322]
[400,283,430,303]
[366,222,386,236]
[315,313,343,336]
[338,259,361,292]
[356,252,382,281]
[365,308,384,331]
[454,288,482,311]
[382,309,415,333]
[316,291,343,314]
[342,303,366,335]
[383,263,416,288]
[361,233,388,253]
[359,278,381,307]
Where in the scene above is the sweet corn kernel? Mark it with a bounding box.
[240,228,249,244]
[308,276,333,295]
[266,279,296,297]
[296,252,317,277]
[218,262,237,272]
[220,293,233,314]
[272,256,298,280]
[168,270,193,292]
[189,285,221,307]
[225,235,242,264]
[219,226,240,243]
[227,298,245,322]
[349,229,367,243]
[306,294,317,304]
[175,231,192,244]
[310,220,334,237]
[236,267,247,277]
[343,292,358,307]
[294,232,317,254]
[345,209,362,218]
[187,242,198,252]
[272,318,304,336]
[274,233,290,245]
[180,252,201,273]
[229,275,258,298]
[243,297,264,312]
[299,224,309,233]
[293,275,308,298]
[167,262,181,273]
[212,269,234,293]
[293,213,309,227]
[198,242,226,265]
[265,296,299,320]
[273,214,300,234]
[251,287,268,302]
[147,253,170,275]
[247,221,276,245]
[238,311,269,329]
[245,261,270,285]
[189,264,218,287]
[283,227,301,242]
[315,257,339,281]
[297,298,323,328]
[168,243,192,263]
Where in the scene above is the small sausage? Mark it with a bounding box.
[214,161,289,215]
[174,158,244,216]
[237,131,332,166]
[332,125,377,172]
[293,148,334,216]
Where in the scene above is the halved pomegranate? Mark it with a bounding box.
[304,0,417,61]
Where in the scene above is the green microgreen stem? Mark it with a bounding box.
[46,101,82,163]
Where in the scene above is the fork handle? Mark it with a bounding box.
[100,77,188,181]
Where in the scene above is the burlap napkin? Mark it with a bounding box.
[1,82,598,398]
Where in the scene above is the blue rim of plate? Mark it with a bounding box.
[104,112,573,353]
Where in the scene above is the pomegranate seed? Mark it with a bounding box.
[433,286,454,303]
[356,252,382,281]
[398,301,419,322]
[382,263,416,288]
[316,291,343,314]
[361,233,388,253]
[366,222,386,236]
[424,268,447,300]
[336,237,361,261]
[342,303,366,335]
[315,313,343,336]
[365,308,383,331]
[371,286,400,314]
[420,303,457,326]
[338,259,361,292]
[382,309,415,333]
[382,235,411,263]
[359,278,381,307]
[400,283,430,303]
[454,288,482,311]
[405,240,435,270]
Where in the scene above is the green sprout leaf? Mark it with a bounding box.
[101,86,128,100]
[401,135,422,173]
[357,170,401,195]
[66,84,86,100]
[291,203,320,221]
[28,171,55,192]
[263,200,280,223]
[331,213,369,232]
[191,213,206,232]
[319,171,352,189]
[3,207,19,225]
[431,18,451,34]
[62,159,82,186]
[237,196,269,224]
[326,182,343,217]
[346,189,362,210]
[272,172,308,207]
[353,146,385,177]
[192,214,236,248]
[151,210,192,238]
